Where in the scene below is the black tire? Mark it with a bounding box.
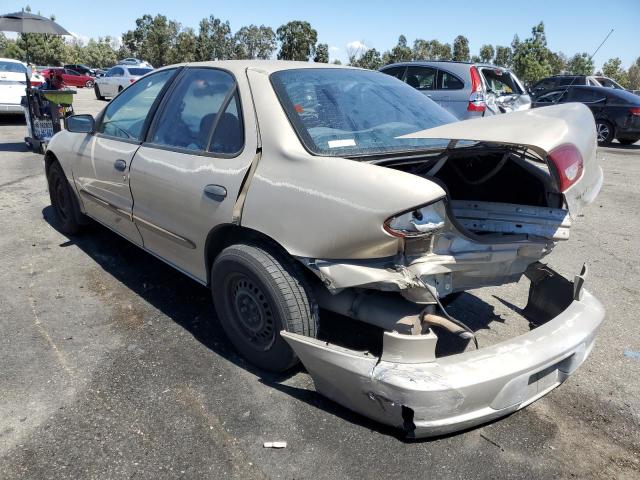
[596,120,615,145]
[117,86,123,94]
[94,84,104,100]
[85,79,94,88]
[617,138,639,146]
[47,162,85,235]
[211,243,318,372]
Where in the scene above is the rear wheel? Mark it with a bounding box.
[85,79,94,88]
[596,120,615,145]
[47,162,85,235]
[94,84,104,100]
[211,243,318,372]
[617,137,639,146]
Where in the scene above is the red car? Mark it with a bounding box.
[40,68,94,88]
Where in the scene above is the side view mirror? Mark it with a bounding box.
[66,114,95,133]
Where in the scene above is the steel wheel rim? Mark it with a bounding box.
[597,123,610,142]
[227,273,276,351]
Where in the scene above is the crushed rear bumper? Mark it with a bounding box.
[282,263,604,438]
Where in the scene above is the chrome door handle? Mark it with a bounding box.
[203,184,227,201]
[114,159,127,171]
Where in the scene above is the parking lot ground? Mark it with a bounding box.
[1,88,639,479]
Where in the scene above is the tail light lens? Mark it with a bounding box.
[548,144,584,192]
[129,78,136,83]
[384,201,446,238]
[630,107,640,116]
[468,66,486,112]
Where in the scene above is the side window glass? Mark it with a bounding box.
[405,66,436,90]
[150,68,236,152]
[97,69,175,140]
[381,66,405,80]
[209,93,243,154]
[437,70,464,90]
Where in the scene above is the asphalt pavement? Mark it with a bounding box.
[0,88,639,479]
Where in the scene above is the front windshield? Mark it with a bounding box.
[270,68,456,157]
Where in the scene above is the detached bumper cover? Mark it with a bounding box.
[282,265,604,437]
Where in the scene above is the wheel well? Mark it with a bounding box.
[44,151,59,176]
[204,224,298,286]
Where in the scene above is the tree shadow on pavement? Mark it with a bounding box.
[42,205,508,441]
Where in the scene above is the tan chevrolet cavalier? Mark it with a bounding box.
[45,60,604,438]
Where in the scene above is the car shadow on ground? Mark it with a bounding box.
[605,141,640,151]
[42,205,508,441]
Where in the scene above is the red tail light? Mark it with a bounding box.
[630,107,640,116]
[130,78,136,84]
[548,144,584,192]
[467,66,486,112]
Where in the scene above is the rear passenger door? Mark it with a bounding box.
[431,69,465,118]
[129,67,258,282]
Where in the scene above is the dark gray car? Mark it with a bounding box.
[381,61,531,120]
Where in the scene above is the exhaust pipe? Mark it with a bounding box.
[314,287,475,341]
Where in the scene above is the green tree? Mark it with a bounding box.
[196,15,233,61]
[121,14,179,66]
[382,35,412,65]
[82,37,119,67]
[548,51,567,75]
[452,35,470,62]
[511,22,555,84]
[349,48,382,70]
[168,28,197,64]
[602,57,629,87]
[436,42,452,61]
[233,25,276,60]
[627,57,640,90]
[413,39,451,61]
[479,44,494,63]
[494,45,512,67]
[566,52,594,75]
[314,43,329,63]
[332,59,342,65]
[276,21,317,61]
[0,33,8,56]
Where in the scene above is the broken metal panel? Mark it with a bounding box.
[283,266,604,437]
[450,200,571,241]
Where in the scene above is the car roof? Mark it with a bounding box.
[152,60,360,76]
[0,57,25,64]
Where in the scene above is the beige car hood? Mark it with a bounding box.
[400,103,603,217]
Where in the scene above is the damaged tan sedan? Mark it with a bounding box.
[45,61,604,438]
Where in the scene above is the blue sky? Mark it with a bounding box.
[2,0,638,69]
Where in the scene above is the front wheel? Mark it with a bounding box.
[596,120,615,145]
[211,243,318,372]
[47,162,85,235]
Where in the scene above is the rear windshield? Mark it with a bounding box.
[128,68,152,76]
[270,68,455,157]
[0,61,27,74]
[479,68,523,95]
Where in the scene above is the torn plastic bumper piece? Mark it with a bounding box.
[281,264,604,438]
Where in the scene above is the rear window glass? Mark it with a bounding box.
[437,70,464,90]
[480,68,523,95]
[380,66,405,79]
[128,68,153,76]
[0,61,27,73]
[271,68,455,157]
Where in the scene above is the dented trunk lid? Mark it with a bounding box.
[400,103,603,217]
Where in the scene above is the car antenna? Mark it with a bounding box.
[555,28,614,101]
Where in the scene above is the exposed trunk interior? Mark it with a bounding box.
[383,145,568,240]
